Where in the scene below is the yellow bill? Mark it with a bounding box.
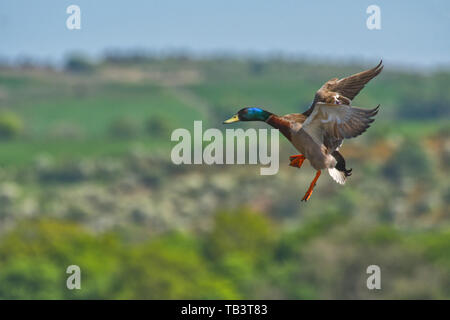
[223,114,239,124]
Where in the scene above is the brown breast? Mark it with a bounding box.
[266,113,306,141]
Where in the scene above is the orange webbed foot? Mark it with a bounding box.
[289,154,305,168]
[301,170,321,202]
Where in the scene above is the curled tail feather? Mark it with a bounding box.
[329,151,352,185]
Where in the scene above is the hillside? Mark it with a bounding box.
[0,57,448,299]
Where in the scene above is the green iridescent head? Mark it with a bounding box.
[223,107,272,124]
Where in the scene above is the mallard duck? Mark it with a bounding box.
[223,61,383,201]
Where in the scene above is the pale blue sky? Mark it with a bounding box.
[1,0,449,67]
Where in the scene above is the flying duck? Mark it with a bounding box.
[224,61,383,201]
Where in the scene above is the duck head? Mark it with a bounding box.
[223,107,272,124]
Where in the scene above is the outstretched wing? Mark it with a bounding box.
[324,60,383,101]
[303,60,383,116]
[301,103,379,150]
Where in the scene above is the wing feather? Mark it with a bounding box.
[330,60,383,100]
[302,103,379,151]
[302,60,383,116]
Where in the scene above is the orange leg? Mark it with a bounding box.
[301,170,321,202]
[289,154,305,168]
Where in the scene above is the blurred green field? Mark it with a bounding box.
[1,58,449,167]
[2,78,203,136]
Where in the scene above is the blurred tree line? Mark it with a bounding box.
[0,210,448,299]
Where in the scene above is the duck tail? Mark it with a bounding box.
[329,151,352,185]
[328,168,347,185]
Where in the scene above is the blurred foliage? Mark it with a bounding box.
[108,117,140,139]
[0,111,24,140]
[145,116,170,138]
[382,139,433,183]
[0,213,448,299]
[0,56,448,299]
[64,54,95,73]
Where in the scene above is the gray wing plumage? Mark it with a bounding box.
[302,103,380,152]
[303,60,383,116]
[322,60,383,101]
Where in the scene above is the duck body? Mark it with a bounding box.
[224,61,384,201]
[267,113,337,171]
[291,127,337,171]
